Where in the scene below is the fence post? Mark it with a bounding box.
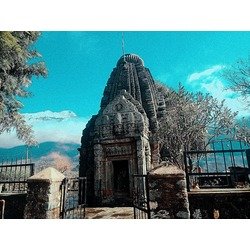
[24,167,65,219]
[148,164,190,219]
[0,200,5,219]
[246,149,250,168]
[183,152,190,192]
[145,174,151,219]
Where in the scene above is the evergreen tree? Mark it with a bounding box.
[0,31,47,145]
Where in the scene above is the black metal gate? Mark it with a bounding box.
[0,159,34,193]
[184,140,250,191]
[132,174,150,219]
[60,177,87,219]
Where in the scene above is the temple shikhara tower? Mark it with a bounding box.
[79,54,167,205]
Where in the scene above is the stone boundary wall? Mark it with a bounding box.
[24,167,65,219]
[148,165,190,219]
[189,190,250,219]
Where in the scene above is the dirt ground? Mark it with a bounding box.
[85,207,134,219]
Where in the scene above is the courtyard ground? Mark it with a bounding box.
[85,207,134,219]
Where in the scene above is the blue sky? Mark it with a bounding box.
[23,31,250,115]
[1,31,250,147]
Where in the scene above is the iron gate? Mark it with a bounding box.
[184,140,250,191]
[0,159,34,193]
[132,174,150,219]
[60,177,87,219]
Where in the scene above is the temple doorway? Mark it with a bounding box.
[113,160,129,194]
[113,160,130,205]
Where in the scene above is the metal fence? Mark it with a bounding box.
[0,159,34,193]
[132,174,150,219]
[60,177,87,219]
[184,140,250,191]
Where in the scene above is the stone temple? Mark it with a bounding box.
[79,54,167,205]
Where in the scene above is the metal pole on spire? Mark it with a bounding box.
[122,32,125,62]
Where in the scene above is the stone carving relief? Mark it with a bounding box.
[124,123,135,134]
[101,125,111,137]
[114,124,123,135]
[94,92,149,139]
[115,103,123,111]
[105,145,132,157]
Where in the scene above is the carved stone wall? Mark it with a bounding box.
[93,136,150,205]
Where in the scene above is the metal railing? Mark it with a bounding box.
[0,159,34,193]
[132,174,150,219]
[60,177,87,219]
[184,140,250,191]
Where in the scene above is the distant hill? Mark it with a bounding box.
[0,141,80,162]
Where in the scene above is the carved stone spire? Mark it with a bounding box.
[100,53,159,132]
[79,53,164,206]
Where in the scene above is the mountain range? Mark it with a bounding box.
[0,141,80,162]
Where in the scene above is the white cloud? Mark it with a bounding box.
[201,78,250,117]
[0,110,89,148]
[23,110,77,122]
[188,65,225,82]
[186,65,250,118]
[0,133,24,148]
[200,78,233,98]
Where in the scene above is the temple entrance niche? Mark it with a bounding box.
[113,160,130,195]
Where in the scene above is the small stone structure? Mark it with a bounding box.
[79,54,168,205]
[148,164,190,219]
[24,167,65,219]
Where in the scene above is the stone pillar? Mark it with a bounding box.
[24,167,65,219]
[136,137,147,174]
[150,141,160,166]
[148,165,190,219]
[93,143,104,204]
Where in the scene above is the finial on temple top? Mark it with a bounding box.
[122,32,126,62]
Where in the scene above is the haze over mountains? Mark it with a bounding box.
[0,141,80,163]
[0,110,87,148]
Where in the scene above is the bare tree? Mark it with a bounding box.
[223,58,250,108]
[156,83,247,167]
[36,152,75,177]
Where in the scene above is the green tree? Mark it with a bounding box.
[156,83,248,167]
[0,31,47,145]
[223,58,250,108]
